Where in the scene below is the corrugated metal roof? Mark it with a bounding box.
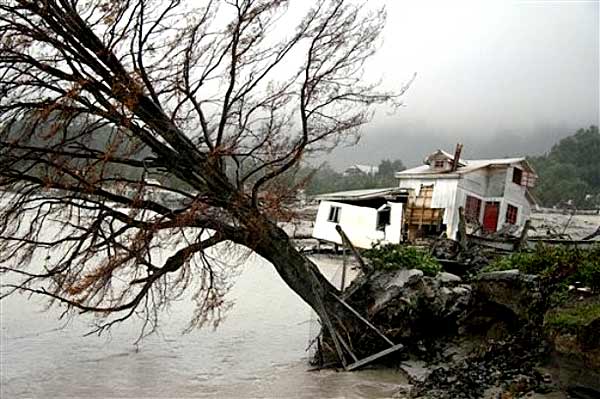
[315,187,411,201]
[396,157,535,178]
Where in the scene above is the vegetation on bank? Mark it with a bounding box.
[484,244,600,291]
[363,244,442,276]
[544,301,600,333]
[485,244,600,333]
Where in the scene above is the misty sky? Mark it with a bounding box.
[326,0,599,169]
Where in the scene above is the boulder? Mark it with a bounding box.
[349,269,472,341]
[437,272,461,284]
[473,270,543,322]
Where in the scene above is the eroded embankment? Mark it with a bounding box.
[313,244,600,399]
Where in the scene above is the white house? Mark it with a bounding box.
[312,187,409,249]
[343,164,379,177]
[311,149,538,248]
[396,149,537,241]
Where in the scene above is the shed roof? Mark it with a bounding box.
[315,187,410,201]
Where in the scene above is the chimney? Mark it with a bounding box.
[451,143,463,172]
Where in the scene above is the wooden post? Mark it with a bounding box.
[335,224,370,274]
[340,247,347,291]
[516,219,532,251]
[335,330,358,363]
[458,206,468,251]
[451,143,463,172]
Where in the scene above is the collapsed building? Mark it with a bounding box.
[312,147,538,248]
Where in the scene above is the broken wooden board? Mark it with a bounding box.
[346,343,405,371]
[467,234,517,251]
[525,238,599,249]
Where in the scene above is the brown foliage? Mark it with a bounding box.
[0,0,406,336]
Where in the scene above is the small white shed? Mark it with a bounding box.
[312,187,410,249]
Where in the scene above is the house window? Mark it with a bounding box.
[434,160,445,168]
[506,204,518,225]
[327,206,341,223]
[465,195,482,222]
[512,167,523,185]
[376,206,391,231]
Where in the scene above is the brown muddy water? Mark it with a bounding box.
[1,254,407,398]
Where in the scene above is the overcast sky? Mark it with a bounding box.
[326,0,599,169]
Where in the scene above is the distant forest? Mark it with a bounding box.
[7,114,598,209]
[297,159,406,196]
[529,125,600,208]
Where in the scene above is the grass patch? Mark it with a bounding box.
[544,302,600,333]
[483,244,600,292]
[363,244,442,276]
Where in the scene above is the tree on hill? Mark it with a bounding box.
[529,126,600,208]
[0,0,407,355]
[301,158,405,195]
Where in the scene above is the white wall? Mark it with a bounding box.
[384,202,404,244]
[312,200,403,249]
[497,166,533,229]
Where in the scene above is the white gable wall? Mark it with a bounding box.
[312,200,404,249]
[313,200,381,248]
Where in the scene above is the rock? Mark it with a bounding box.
[438,272,461,283]
[473,270,543,322]
[400,360,432,383]
[566,385,600,399]
[369,269,424,315]
[392,384,415,398]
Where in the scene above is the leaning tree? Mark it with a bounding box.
[0,0,406,356]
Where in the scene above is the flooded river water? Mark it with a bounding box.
[1,254,407,398]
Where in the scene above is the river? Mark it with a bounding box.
[1,253,407,398]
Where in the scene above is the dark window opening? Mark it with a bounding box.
[465,195,482,222]
[434,160,445,168]
[505,204,518,225]
[327,206,341,223]
[376,207,391,231]
[512,167,523,185]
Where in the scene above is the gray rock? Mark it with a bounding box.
[392,384,415,398]
[473,269,542,321]
[438,272,462,283]
[400,360,432,383]
[384,269,424,290]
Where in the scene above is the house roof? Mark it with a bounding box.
[396,151,537,179]
[344,164,379,174]
[315,187,410,201]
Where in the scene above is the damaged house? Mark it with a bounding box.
[312,148,538,248]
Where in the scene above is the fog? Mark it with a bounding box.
[326,0,599,168]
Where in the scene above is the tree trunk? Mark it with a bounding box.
[244,214,375,364]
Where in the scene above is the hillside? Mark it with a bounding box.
[529,126,600,208]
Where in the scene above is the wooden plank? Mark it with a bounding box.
[346,344,405,371]
[330,293,395,346]
[335,225,370,274]
[340,247,347,291]
[313,296,347,369]
[335,330,359,363]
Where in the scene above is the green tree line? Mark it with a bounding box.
[529,125,600,208]
[298,159,406,195]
